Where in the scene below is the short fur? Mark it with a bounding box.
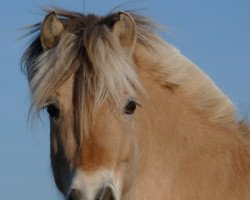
[22,8,250,200]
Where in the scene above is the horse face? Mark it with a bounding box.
[48,78,138,200]
[30,10,140,200]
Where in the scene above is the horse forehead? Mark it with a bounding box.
[55,76,114,115]
[56,76,74,104]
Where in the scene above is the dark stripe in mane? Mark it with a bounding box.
[21,8,157,136]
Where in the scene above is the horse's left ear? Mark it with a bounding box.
[112,12,137,53]
[40,12,64,51]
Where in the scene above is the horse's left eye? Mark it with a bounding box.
[124,100,137,115]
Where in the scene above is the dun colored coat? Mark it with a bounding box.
[22,8,250,200]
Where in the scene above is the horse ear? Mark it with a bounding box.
[40,12,64,50]
[112,12,137,52]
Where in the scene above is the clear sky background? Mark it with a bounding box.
[1,0,249,199]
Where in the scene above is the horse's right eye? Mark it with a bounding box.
[46,104,60,118]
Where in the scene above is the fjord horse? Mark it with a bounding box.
[22,8,250,200]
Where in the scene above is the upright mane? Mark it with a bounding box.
[21,8,236,132]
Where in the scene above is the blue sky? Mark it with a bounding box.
[1,0,249,199]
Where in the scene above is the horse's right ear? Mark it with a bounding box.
[112,12,137,53]
[40,12,64,51]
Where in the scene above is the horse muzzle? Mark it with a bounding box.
[66,169,119,200]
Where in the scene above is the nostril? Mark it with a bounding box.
[68,189,82,200]
[95,186,116,200]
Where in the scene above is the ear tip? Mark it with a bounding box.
[118,11,132,18]
[46,11,56,19]
[43,11,58,23]
[118,12,135,24]
[115,11,136,28]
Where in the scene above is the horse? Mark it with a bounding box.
[21,8,250,200]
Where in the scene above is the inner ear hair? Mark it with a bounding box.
[40,12,64,50]
[111,12,137,53]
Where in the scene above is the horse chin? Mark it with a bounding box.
[66,169,120,200]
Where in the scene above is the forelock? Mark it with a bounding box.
[21,9,149,134]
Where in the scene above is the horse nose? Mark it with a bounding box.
[95,185,117,200]
[68,186,116,200]
[68,189,82,200]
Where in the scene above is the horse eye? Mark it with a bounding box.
[124,100,137,115]
[46,104,60,118]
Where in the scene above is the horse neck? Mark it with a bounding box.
[135,41,237,124]
[127,43,243,198]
